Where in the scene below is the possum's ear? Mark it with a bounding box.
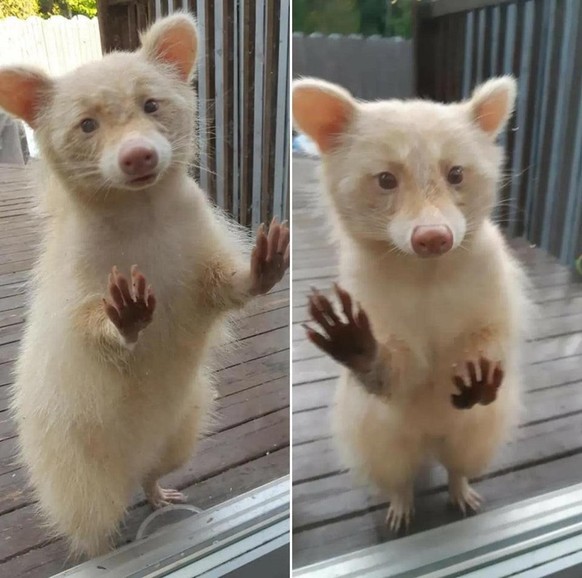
[0,67,52,128]
[469,76,517,138]
[140,13,198,81]
[292,78,356,153]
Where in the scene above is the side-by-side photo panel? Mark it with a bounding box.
[0,2,290,577]
[292,0,582,575]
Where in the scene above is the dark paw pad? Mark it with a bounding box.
[451,358,504,410]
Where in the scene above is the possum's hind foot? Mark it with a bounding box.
[451,357,504,409]
[448,475,482,515]
[385,488,414,533]
[145,482,187,509]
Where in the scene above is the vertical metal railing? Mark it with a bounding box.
[416,0,582,267]
[153,0,290,227]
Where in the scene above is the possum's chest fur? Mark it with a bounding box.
[339,225,524,394]
[14,194,225,430]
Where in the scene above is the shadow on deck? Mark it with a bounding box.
[292,156,582,569]
[0,164,290,577]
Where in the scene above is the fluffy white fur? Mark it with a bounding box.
[0,14,287,557]
[293,76,530,527]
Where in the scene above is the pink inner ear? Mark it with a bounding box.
[0,71,46,126]
[474,92,508,134]
[156,29,197,80]
[293,88,353,153]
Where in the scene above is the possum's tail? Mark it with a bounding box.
[20,424,132,558]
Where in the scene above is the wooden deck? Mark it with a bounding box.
[0,164,290,577]
[292,156,582,569]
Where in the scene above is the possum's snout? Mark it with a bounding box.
[101,132,172,190]
[388,204,466,258]
[119,139,159,180]
[411,225,453,257]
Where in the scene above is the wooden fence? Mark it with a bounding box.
[293,33,414,100]
[416,0,582,267]
[0,15,101,75]
[98,0,290,228]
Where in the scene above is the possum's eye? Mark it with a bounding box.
[144,99,159,113]
[377,172,398,190]
[80,118,98,134]
[447,166,464,185]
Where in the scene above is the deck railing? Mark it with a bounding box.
[98,0,289,228]
[415,0,582,267]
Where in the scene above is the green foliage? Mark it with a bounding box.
[0,0,38,18]
[38,0,97,18]
[293,0,360,35]
[358,0,387,36]
[294,0,417,39]
[0,0,97,18]
[386,0,415,38]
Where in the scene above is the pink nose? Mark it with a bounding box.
[411,225,453,257]
[118,140,158,177]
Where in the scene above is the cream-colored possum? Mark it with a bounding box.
[0,14,289,557]
[293,77,529,530]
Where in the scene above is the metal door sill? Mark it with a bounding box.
[54,475,290,578]
[294,482,582,577]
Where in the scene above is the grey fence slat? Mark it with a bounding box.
[283,113,290,221]
[470,9,480,89]
[499,4,517,176]
[273,0,290,222]
[523,0,550,239]
[251,0,265,228]
[528,0,559,246]
[232,3,240,222]
[452,13,466,100]
[214,2,225,209]
[560,22,582,263]
[482,8,493,79]
[434,19,444,101]
[239,0,254,226]
[445,16,454,100]
[462,10,474,98]
[570,104,582,264]
[511,0,543,237]
[260,0,278,223]
[195,0,208,193]
[497,0,519,218]
[476,8,486,84]
[495,3,507,76]
[507,0,533,236]
[542,0,577,252]
[490,4,500,77]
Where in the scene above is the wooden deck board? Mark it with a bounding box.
[291,157,582,569]
[0,164,290,576]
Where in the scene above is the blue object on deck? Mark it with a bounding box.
[293,134,320,158]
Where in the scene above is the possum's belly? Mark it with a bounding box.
[333,367,518,450]
[12,309,217,425]
[13,326,215,483]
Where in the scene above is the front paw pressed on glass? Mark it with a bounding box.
[102,265,156,345]
[451,357,504,409]
[250,217,290,295]
[304,284,377,373]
